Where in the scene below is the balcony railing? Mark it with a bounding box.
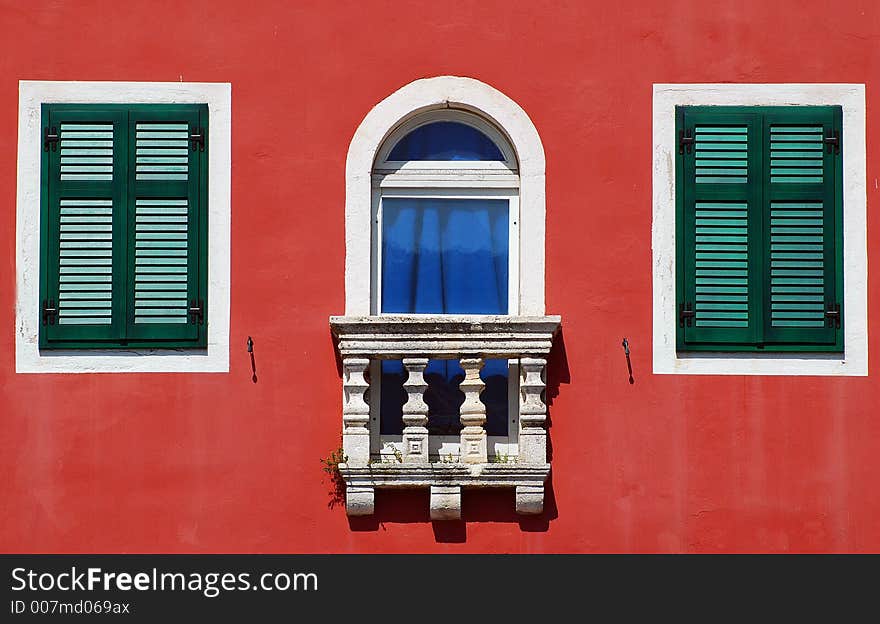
[330,314,561,520]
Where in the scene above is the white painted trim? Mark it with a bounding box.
[15,81,232,373]
[652,83,867,376]
[345,76,546,316]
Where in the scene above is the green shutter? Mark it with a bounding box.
[41,107,128,346]
[677,108,762,347]
[761,108,839,347]
[676,106,842,352]
[125,106,205,344]
[40,104,207,349]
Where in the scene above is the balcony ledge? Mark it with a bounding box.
[330,314,561,359]
[339,462,551,519]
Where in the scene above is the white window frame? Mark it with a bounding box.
[15,81,232,373]
[652,83,867,376]
[344,75,547,460]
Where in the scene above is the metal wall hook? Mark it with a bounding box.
[622,338,634,384]
[247,336,257,383]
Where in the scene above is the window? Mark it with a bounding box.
[16,81,231,373]
[40,104,207,349]
[652,84,866,376]
[676,105,842,352]
[332,76,560,518]
[372,110,520,459]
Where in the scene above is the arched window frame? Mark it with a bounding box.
[343,75,547,318]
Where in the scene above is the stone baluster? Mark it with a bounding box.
[518,357,548,464]
[402,358,429,463]
[516,357,548,515]
[341,357,373,515]
[459,357,487,464]
[342,357,371,465]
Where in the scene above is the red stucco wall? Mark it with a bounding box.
[2,0,878,553]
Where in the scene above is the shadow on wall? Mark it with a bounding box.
[545,326,570,464]
[346,474,560,543]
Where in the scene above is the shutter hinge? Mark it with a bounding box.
[679,129,695,155]
[679,302,695,327]
[190,127,206,152]
[824,130,840,155]
[44,126,60,152]
[825,302,841,329]
[42,299,58,326]
[189,299,205,325]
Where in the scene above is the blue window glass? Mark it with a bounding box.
[380,197,510,438]
[387,121,504,161]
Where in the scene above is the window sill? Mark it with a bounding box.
[656,348,861,376]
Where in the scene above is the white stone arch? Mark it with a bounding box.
[344,75,546,315]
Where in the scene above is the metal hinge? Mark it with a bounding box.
[42,299,58,326]
[825,302,841,329]
[190,127,205,152]
[44,126,60,152]
[679,129,695,155]
[824,129,840,155]
[189,299,205,325]
[679,302,695,327]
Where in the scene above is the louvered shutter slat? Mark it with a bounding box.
[60,123,114,180]
[58,198,113,325]
[694,201,749,328]
[136,122,190,180]
[134,198,190,324]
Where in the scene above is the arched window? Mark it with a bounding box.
[372,109,520,457]
[331,77,560,519]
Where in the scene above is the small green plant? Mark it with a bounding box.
[369,443,403,465]
[320,446,348,509]
[321,447,348,474]
[383,443,403,463]
[490,452,513,464]
[439,453,459,464]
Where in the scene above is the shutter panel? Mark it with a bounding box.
[125,105,207,345]
[762,107,841,347]
[678,108,762,348]
[41,107,127,347]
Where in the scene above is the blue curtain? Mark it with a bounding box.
[380,198,509,436]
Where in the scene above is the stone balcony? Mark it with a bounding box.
[329,314,561,520]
